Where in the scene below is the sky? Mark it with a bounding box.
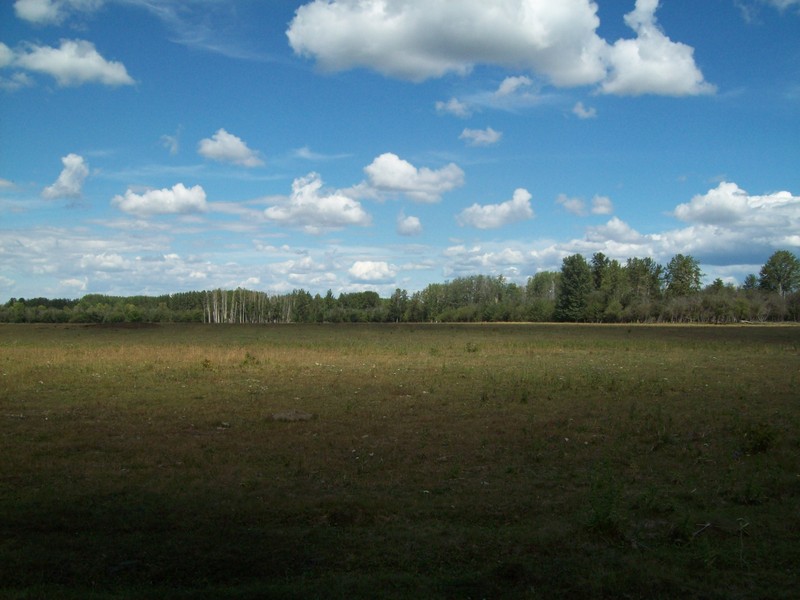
[1,0,799,302]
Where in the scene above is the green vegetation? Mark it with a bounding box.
[3,251,799,325]
[2,322,799,598]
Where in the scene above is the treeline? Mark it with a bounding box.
[2,250,799,324]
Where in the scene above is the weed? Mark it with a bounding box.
[585,463,624,537]
[739,420,776,454]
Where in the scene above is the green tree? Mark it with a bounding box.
[665,254,702,297]
[758,250,800,297]
[555,254,593,322]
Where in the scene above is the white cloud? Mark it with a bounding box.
[349,260,396,283]
[495,75,533,97]
[556,193,587,216]
[361,153,464,203]
[14,39,135,87]
[557,193,613,217]
[112,183,208,216]
[42,153,89,199]
[0,72,35,92]
[0,44,13,68]
[591,195,614,215]
[460,127,502,147]
[435,97,471,118]
[762,0,800,9]
[457,188,534,229]
[397,212,422,236]
[602,0,716,96]
[572,101,597,119]
[198,128,264,167]
[288,0,607,85]
[288,0,712,96]
[14,0,103,24]
[161,129,181,155]
[264,172,371,234]
[673,181,799,228]
[0,178,14,189]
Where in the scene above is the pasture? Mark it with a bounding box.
[1,323,798,598]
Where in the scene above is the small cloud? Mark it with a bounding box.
[14,0,103,25]
[572,101,597,119]
[0,178,15,189]
[160,127,181,155]
[435,97,471,118]
[362,153,464,203]
[459,127,502,147]
[349,260,396,283]
[198,128,264,167]
[112,183,208,216]
[42,153,89,199]
[397,211,422,236]
[292,146,350,161]
[457,188,534,229]
[495,75,532,97]
[556,193,587,216]
[15,39,135,87]
[591,195,614,215]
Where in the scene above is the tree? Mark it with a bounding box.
[555,254,593,322]
[665,254,702,297]
[758,250,800,297]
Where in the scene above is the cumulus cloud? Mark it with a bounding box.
[361,153,465,203]
[13,39,134,87]
[14,0,103,24]
[592,195,614,215]
[42,153,89,199]
[460,127,502,147]
[264,172,371,234]
[397,212,422,236]
[198,128,264,167]
[673,181,799,228]
[457,188,534,229]
[112,183,208,216]
[556,193,587,216]
[435,97,472,118]
[349,260,396,283]
[602,0,716,96]
[572,101,597,119]
[557,193,614,216]
[288,0,713,96]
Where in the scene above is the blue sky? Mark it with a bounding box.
[1,0,799,301]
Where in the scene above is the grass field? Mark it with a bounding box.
[1,323,799,599]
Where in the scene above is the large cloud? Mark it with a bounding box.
[361,153,464,203]
[264,172,371,234]
[349,260,396,283]
[13,39,134,87]
[673,181,799,228]
[42,153,89,199]
[457,188,534,229]
[198,128,264,167]
[112,183,208,215]
[602,0,715,96]
[287,0,713,96]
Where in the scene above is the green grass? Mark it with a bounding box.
[1,323,799,598]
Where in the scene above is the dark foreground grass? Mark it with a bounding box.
[1,323,799,598]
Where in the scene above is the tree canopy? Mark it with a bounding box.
[3,251,799,324]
